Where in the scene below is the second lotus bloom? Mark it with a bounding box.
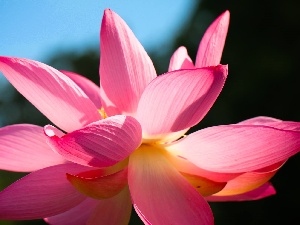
[0,9,299,225]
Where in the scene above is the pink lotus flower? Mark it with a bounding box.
[0,9,300,225]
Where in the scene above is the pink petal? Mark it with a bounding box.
[46,187,131,225]
[212,161,283,196]
[164,150,241,182]
[87,187,132,225]
[240,117,300,131]
[45,168,131,225]
[206,183,276,202]
[61,70,102,109]
[181,172,226,197]
[44,198,99,225]
[100,9,157,116]
[0,124,65,172]
[0,163,90,220]
[166,124,300,173]
[66,167,128,199]
[45,115,142,167]
[136,65,228,137]
[168,46,195,71]
[195,11,230,67]
[0,57,101,133]
[238,116,282,125]
[128,145,214,225]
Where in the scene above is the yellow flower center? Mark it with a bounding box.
[98,107,108,119]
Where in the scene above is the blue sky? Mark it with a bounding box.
[0,0,197,61]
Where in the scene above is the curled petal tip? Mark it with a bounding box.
[102,8,119,27]
[221,10,230,19]
[213,64,228,79]
[103,8,114,18]
[216,11,230,28]
[104,8,113,13]
[216,64,228,72]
